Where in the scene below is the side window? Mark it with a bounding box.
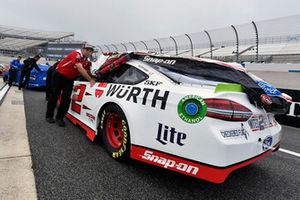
[103,64,148,84]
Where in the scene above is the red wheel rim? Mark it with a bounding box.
[105,112,124,149]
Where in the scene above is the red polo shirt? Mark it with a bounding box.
[56,49,90,79]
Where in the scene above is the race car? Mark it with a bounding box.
[3,64,49,88]
[0,63,9,76]
[66,52,290,183]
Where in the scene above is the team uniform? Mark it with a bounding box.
[19,57,41,89]
[46,49,91,123]
[8,59,22,86]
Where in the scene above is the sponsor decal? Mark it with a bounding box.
[144,80,163,86]
[143,56,176,65]
[156,123,186,146]
[95,83,107,98]
[142,150,199,175]
[82,105,91,110]
[177,95,207,124]
[220,123,249,140]
[86,113,95,122]
[262,135,273,151]
[256,81,281,97]
[260,94,272,105]
[106,84,169,110]
[286,101,300,118]
[248,114,273,131]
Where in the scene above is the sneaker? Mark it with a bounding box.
[56,119,65,127]
[46,117,55,123]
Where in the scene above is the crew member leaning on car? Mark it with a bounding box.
[8,55,22,86]
[18,55,42,90]
[46,45,96,127]
[45,60,60,101]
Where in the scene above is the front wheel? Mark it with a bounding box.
[99,104,130,160]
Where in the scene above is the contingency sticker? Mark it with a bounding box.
[177,95,207,124]
[256,80,282,97]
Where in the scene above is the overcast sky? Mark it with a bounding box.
[0,0,300,46]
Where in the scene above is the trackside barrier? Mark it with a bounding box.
[275,88,300,128]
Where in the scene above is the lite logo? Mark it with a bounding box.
[156,123,186,146]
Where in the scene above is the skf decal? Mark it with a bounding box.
[95,82,107,98]
[144,80,163,86]
[262,135,273,151]
[177,95,207,123]
[220,123,249,140]
[156,123,186,146]
[106,84,169,110]
[142,150,199,175]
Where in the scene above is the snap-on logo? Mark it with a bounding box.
[141,150,199,175]
[143,56,176,65]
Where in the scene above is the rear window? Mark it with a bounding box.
[148,63,235,86]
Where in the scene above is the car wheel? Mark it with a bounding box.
[100,104,130,160]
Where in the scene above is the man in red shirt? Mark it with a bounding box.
[46,45,96,127]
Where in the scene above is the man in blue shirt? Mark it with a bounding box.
[8,56,22,86]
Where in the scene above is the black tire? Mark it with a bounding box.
[99,104,130,160]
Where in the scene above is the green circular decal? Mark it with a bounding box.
[177,95,207,124]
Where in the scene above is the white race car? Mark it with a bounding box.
[66,52,290,183]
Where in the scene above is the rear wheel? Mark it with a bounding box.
[99,104,130,160]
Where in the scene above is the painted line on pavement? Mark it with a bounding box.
[279,148,300,157]
[0,83,10,106]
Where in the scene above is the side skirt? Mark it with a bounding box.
[130,143,279,184]
[66,113,96,142]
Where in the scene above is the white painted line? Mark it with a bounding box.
[279,148,300,158]
[0,84,10,105]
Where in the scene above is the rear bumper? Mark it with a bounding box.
[131,143,280,184]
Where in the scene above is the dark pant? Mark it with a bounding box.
[45,67,55,99]
[19,70,31,89]
[8,68,18,86]
[46,71,74,120]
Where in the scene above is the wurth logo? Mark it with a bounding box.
[106,84,169,110]
[95,83,107,98]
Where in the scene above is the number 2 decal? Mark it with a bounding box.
[71,84,87,114]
